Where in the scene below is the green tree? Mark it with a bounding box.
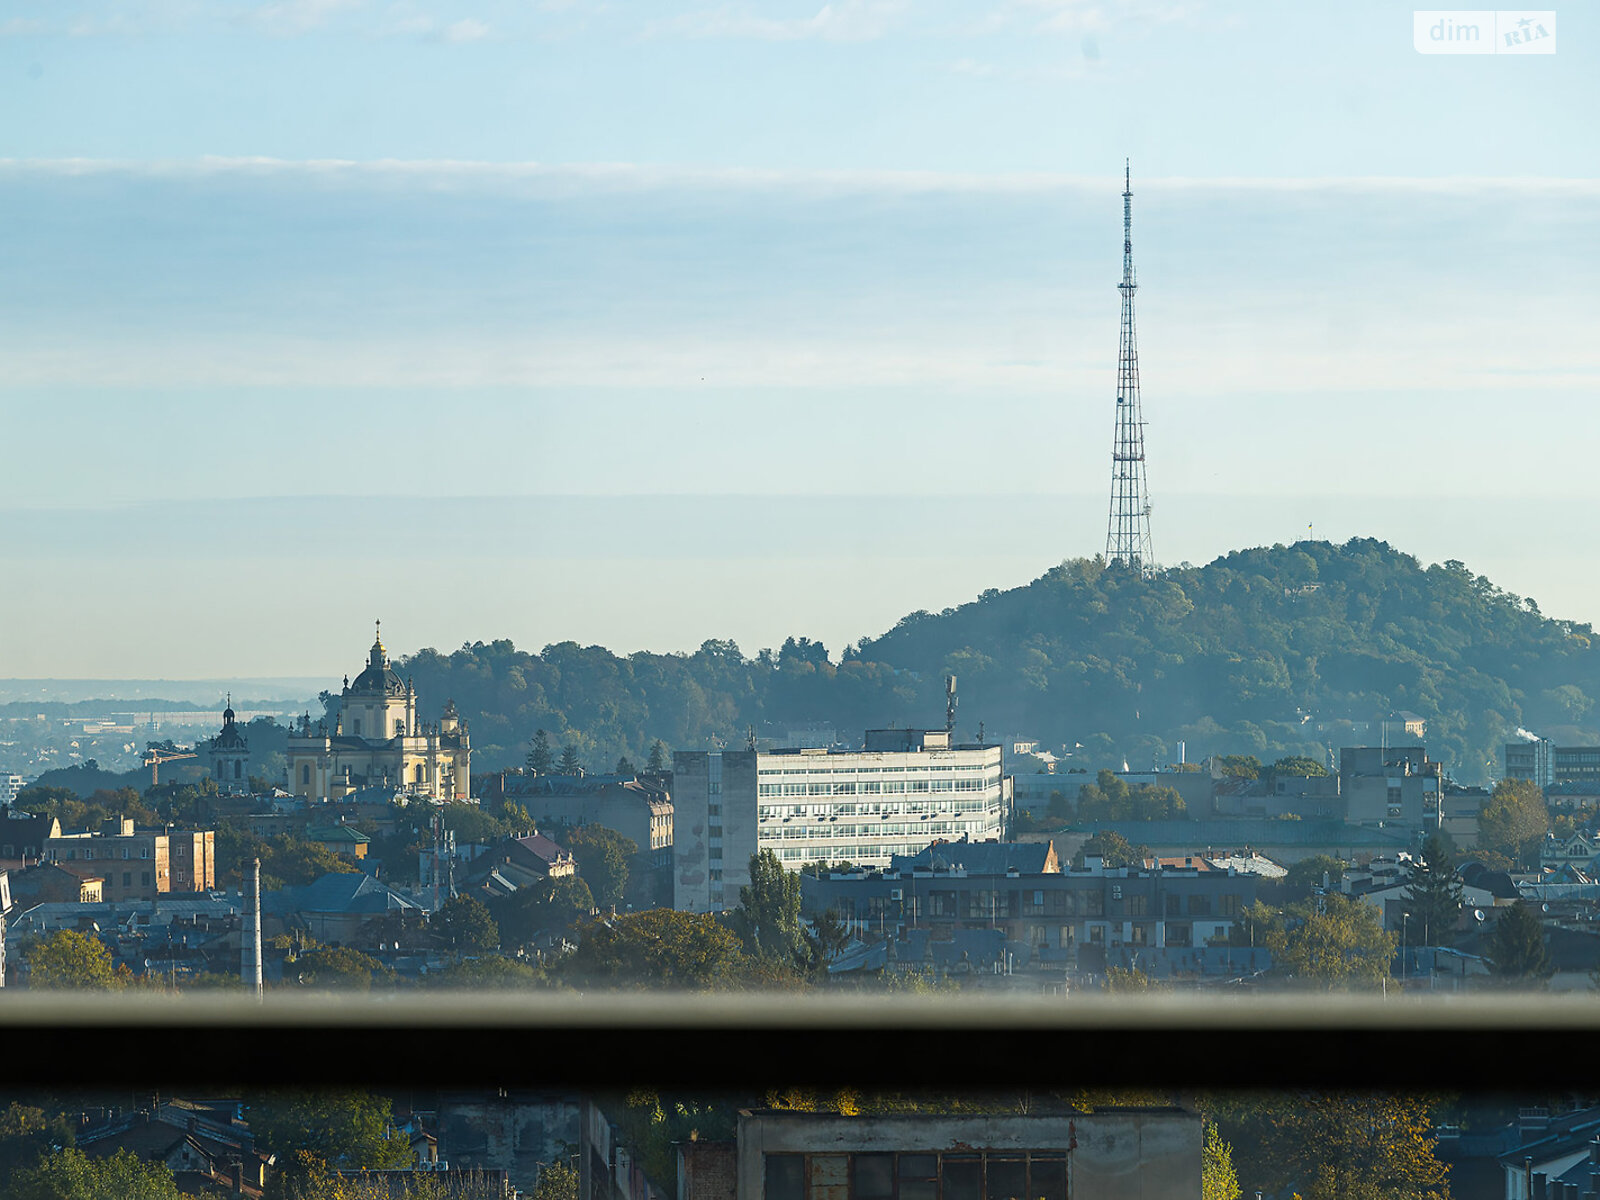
[809,909,851,967]
[1487,900,1553,984]
[422,954,545,989]
[289,946,397,991]
[433,894,500,952]
[646,740,670,775]
[563,909,750,989]
[615,755,637,776]
[1216,755,1263,780]
[11,1148,182,1200]
[1104,966,1164,993]
[1401,834,1465,948]
[1272,755,1328,778]
[1074,830,1146,869]
[568,826,636,909]
[492,875,595,947]
[24,929,117,990]
[527,729,554,775]
[731,849,807,966]
[1259,894,1396,989]
[262,1149,339,1200]
[1479,778,1550,868]
[1202,1122,1241,1200]
[1253,1092,1450,1200]
[1283,855,1348,899]
[1075,770,1184,821]
[533,1161,579,1200]
[557,744,584,776]
[247,1089,414,1172]
[0,1104,75,1192]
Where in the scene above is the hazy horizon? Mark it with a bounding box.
[1,0,1594,680]
[2,494,1594,680]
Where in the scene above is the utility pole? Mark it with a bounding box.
[1105,161,1155,574]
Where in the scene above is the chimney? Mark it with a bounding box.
[1533,1172,1547,1200]
[1591,1139,1600,1165]
[241,858,263,1000]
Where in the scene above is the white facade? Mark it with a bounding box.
[1,776,24,807]
[756,731,1010,869]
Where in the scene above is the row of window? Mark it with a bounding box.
[775,846,915,862]
[827,889,1248,920]
[759,799,998,818]
[759,763,995,776]
[758,825,985,838]
[53,845,153,861]
[759,780,998,797]
[765,822,983,842]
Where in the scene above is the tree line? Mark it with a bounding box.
[358,539,1600,786]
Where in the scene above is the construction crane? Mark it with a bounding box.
[143,742,197,786]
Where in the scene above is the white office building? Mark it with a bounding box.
[675,730,1011,912]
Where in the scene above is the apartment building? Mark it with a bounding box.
[46,817,215,903]
[675,730,1012,913]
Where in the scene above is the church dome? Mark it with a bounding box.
[214,695,249,750]
[349,623,406,697]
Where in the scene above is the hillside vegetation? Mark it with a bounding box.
[386,539,1598,785]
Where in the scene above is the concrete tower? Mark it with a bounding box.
[242,857,263,999]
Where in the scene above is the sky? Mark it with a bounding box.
[0,0,1596,681]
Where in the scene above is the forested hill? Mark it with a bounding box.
[390,539,1600,785]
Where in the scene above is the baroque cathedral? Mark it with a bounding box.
[285,624,471,803]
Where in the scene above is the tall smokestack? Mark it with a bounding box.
[242,857,263,999]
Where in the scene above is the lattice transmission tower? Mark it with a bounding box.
[1105,161,1154,574]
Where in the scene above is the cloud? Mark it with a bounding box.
[0,17,47,34]
[242,0,364,34]
[442,15,489,40]
[983,0,1204,36]
[2,156,1596,201]
[649,0,908,42]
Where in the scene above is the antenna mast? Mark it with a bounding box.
[1105,160,1154,574]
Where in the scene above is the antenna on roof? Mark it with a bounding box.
[945,675,958,735]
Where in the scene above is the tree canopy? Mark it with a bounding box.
[1202,1123,1241,1200]
[1478,779,1550,869]
[1074,769,1185,821]
[246,1089,413,1173]
[730,850,808,967]
[288,947,397,992]
[10,1148,182,1200]
[1487,901,1553,984]
[562,909,754,989]
[378,541,1599,783]
[567,826,636,909]
[1256,895,1396,990]
[1401,834,1465,949]
[432,894,500,953]
[1214,1092,1450,1200]
[24,930,117,991]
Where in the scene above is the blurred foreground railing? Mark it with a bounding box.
[0,991,1592,1092]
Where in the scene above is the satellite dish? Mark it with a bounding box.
[1473,909,1485,922]
[1543,903,1551,913]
